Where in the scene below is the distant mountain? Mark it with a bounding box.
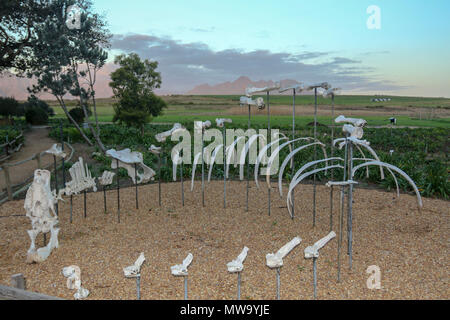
[186,76,303,95]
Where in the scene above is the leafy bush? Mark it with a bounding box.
[0,96,23,121]
[69,107,86,124]
[23,96,54,125]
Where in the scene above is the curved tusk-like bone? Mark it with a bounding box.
[266,237,302,268]
[304,231,336,259]
[225,137,245,178]
[208,144,224,182]
[351,161,422,208]
[171,253,193,276]
[254,137,288,188]
[227,247,249,273]
[190,152,202,191]
[239,134,265,180]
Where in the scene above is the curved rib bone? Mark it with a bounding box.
[225,136,245,178]
[351,161,423,208]
[304,231,336,259]
[208,144,224,182]
[171,253,193,276]
[254,136,288,188]
[123,252,146,277]
[239,134,265,180]
[227,247,249,273]
[266,236,302,268]
[191,152,202,191]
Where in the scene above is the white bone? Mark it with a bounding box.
[172,150,181,181]
[171,253,193,276]
[225,136,245,178]
[62,265,89,299]
[246,82,281,96]
[335,115,367,128]
[123,252,146,277]
[149,144,161,155]
[195,120,211,131]
[266,237,301,268]
[57,157,97,197]
[239,134,265,180]
[306,82,331,90]
[208,144,224,182]
[325,180,358,187]
[155,123,183,143]
[239,96,266,109]
[254,136,289,188]
[27,227,60,263]
[279,84,304,93]
[216,118,232,127]
[98,171,115,186]
[227,247,249,273]
[343,124,364,139]
[44,144,66,158]
[322,87,341,98]
[352,161,423,208]
[190,152,203,191]
[304,231,336,259]
[107,149,155,184]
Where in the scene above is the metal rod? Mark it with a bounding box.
[291,88,296,220]
[337,136,349,282]
[313,87,317,227]
[60,120,66,188]
[184,276,188,300]
[103,185,107,213]
[223,125,226,209]
[181,155,184,206]
[53,155,58,216]
[347,142,354,269]
[276,267,280,300]
[43,233,46,246]
[267,91,271,216]
[237,272,241,300]
[136,275,141,300]
[246,104,250,212]
[70,194,73,223]
[201,128,205,207]
[313,257,317,299]
[158,153,161,207]
[83,190,86,218]
[329,95,335,231]
[134,163,138,209]
[117,159,120,223]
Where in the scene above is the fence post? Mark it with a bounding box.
[3,165,13,200]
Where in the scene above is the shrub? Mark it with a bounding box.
[0,96,23,122]
[23,96,54,125]
[69,107,86,124]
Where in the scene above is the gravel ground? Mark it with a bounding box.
[0,180,448,300]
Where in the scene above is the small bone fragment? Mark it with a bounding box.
[98,171,115,186]
[304,232,336,259]
[216,118,232,127]
[45,144,66,158]
[123,252,146,277]
[171,253,193,276]
[227,247,249,273]
[266,237,302,268]
[62,265,89,300]
[335,115,367,128]
[149,144,161,155]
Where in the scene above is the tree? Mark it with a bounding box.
[27,0,110,151]
[23,95,54,125]
[109,53,167,134]
[0,0,53,73]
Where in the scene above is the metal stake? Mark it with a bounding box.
[53,155,58,216]
[291,88,296,220]
[246,104,250,212]
[136,275,141,300]
[313,87,318,227]
[267,91,271,216]
[276,267,280,300]
[184,276,188,300]
[223,125,226,209]
[237,272,241,300]
[43,233,46,246]
[337,136,349,282]
[83,190,87,218]
[329,95,335,231]
[181,153,184,206]
[134,163,138,209]
[347,142,354,269]
[158,152,161,207]
[201,128,205,207]
[117,159,120,223]
[313,257,318,299]
[60,120,66,188]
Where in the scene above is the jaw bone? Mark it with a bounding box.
[45,144,66,158]
[155,123,183,143]
[239,96,265,110]
[123,252,146,277]
[266,237,302,268]
[227,247,249,273]
[171,253,193,276]
[304,232,336,259]
[246,82,281,96]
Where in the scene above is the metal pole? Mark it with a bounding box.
[60,120,66,188]
[43,233,46,246]
[267,92,271,216]
[184,276,188,300]
[103,185,107,213]
[117,159,120,223]
[83,190,87,218]
[313,257,317,299]
[313,87,318,227]
[329,95,335,231]
[134,163,138,209]
[70,194,73,223]
[223,125,226,209]
[347,142,354,269]
[337,136,349,282]
[291,88,296,220]
[136,275,141,300]
[181,151,184,206]
[201,128,205,207]
[237,272,241,300]
[276,267,280,300]
[246,104,250,212]
[158,152,161,207]
[53,155,58,216]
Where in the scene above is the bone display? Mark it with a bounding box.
[304,231,336,259]
[98,171,115,186]
[342,124,364,139]
[279,84,304,93]
[171,253,193,276]
[322,87,341,98]
[335,115,367,128]
[227,247,249,273]
[57,157,97,197]
[107,149,156,184]
[245,81,281,96]
[24,169,59,263]
[149,144,161,155]
[123,252,146,277]
[266,237,301,268]
[44,143,66,158]
[215,118,232,127]
[325,180,358,187]
[208,144,224,182]
[62,265,90,299]
[306,82,331,90]
[194,120,211,131]
[155,123,183,143]
[239,96,265,109]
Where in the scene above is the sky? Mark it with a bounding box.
[4,0,449,98]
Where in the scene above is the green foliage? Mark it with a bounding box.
[109,53,167,131]
[22,95,54,125]
[69,107,86,124]
[0,96,23,119]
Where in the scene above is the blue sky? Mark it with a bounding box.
[92,0,450,97]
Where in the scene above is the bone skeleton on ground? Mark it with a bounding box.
[62,265,89,299]
[24,169,60,263]
[266,236,302,268]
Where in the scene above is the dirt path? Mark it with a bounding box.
[0,127,58,191]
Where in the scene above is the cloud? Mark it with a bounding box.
[111,33,407,94]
